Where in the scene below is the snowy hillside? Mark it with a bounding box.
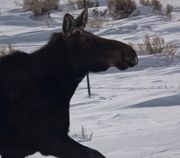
[1,0,180,158]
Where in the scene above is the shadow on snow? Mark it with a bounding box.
[127,93,180,108]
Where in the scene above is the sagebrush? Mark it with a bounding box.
[165,4,174,16]
[87,8,107,28]
[22,0,59,16]
[139,0,151,6]
[130,34,176,56]
[139,0,174,15]
[151,0,162,12]
[92,8,107,17]
[67,0,99,9]
[87,17,105,28]
[108,0,136,19]
[0,44,16,57]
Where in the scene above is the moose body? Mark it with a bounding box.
[0,9,138,158]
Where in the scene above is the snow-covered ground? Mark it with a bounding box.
[1,0,180,158]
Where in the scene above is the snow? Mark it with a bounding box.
[70,55,180,158]
[1,0,180,158]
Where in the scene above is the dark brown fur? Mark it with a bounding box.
[0,9,138,158]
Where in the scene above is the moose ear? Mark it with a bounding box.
[75,8,88,29]
[63,13,75,35]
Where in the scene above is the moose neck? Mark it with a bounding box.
[30,33,87,103]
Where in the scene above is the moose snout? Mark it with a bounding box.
[125,54,138,67]
[131,56,138,66]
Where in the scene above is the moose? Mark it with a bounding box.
[0,8,138,158]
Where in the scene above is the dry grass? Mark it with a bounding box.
[151,0,162,12]
[22,0,59,16]
[139,0,162,12]
[87,8,107,29]
[81,126,93,140]
[70,126,93,141]
[67,0,99,9]
[165,4,174,16]
[0,48,7,57]
[139,0,151,6]
[87,17,105,28]
[108,0,136,19]
[0,44,16,57]
[130,34,176,57]
[140,34,165,54]
[164,42,177,59]
[92,7,107,17]
[139,0,174,16]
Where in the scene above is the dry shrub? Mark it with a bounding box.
[68,0,99,9]
[142,34,165,54]
[86,8,107,28]
[108,0,136,19]
[92,8,107,17]
[139,0,163,13]
[0,44,16,57]
[22,0,59,16]
[81,126,93,140]
[164,42,177,59]
[151,0,162,11]
[0,48,7,57]
[87,8,107,28]
[165,4,174,16]
[137,34,176,56]
[87,17,105,28]
[139,0,151,6]
[139,0,174,16]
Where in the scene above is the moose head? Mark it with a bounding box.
[62,8,138,79]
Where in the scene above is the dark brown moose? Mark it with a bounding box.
[0,8,138,158]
